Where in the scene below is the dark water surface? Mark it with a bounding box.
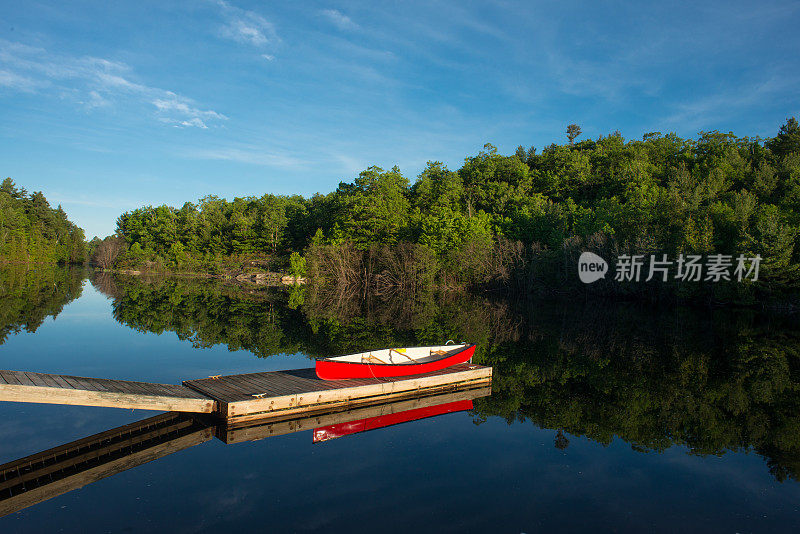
[1,267,799,532]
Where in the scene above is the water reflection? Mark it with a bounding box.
[87,273,800,483]
[0,266,85,344]
[0,387,490,517]
[2,269,800,488]
[0,412,213,517]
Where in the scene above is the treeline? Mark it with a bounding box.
[89,274,800,482]
[113,119,800,302]
[0,178,86,264]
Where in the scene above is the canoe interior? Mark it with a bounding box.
[323,344,469,365]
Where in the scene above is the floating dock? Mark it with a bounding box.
[184,362,491,424]
[0,363,492,422]
[0,370,214,413]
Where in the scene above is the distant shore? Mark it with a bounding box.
[108,268,306,286]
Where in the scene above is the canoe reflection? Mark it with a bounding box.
[313,399,474,443]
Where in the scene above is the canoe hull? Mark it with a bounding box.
[315,344,476,380]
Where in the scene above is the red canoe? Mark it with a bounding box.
[315,343,476,380]
[312,399,474,443]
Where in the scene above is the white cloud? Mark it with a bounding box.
[160,117,210,129]
[261,54,275,61]
[217,1,279,47]
[319,9,359,31]
[180,118,208,128]
[152,95,226,121]
[0,39,225,128]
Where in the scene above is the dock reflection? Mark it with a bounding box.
[0,386,490,517]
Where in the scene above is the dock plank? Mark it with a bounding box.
[0,372,23,386]
[60,375,85,390]
[195,379,248,401]
[47,374,74,389]
[106,379,146,395]
[35,373,61,389]
[228,374,279,393]
[70,375,108,392]
[13,372,36,387]
[24,373,50,388]
[215,377,258,396]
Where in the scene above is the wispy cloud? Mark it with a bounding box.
[184,145,305,169]
[160,117,211,129]
[153,96,226,128]
[80,90,110,109]
[0,68,42,92]
[217,0,279,47]
[47,194,141,210]
[330,153,367,176]
[0,39,226,128]
[544,51,653,101]
[319,9,359,31]
[664,75,797,131]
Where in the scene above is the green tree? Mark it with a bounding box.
[566,123,582,145]
[333,166,410,246]
[767,117,800,159]
[0,179,86,265]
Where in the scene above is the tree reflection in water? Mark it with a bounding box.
[3,269,798,483]
[0,266,85,344]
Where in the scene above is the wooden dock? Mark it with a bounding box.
[0,370,215,413]
[0,363,492,423]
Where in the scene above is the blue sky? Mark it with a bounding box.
[2,0,799,238]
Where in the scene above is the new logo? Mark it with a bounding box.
[578,252,608,284]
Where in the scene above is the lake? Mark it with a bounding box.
[1,266,799,532]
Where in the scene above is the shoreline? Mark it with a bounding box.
[107,268,307,286]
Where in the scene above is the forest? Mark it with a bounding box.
[0,178,86,264]
[111,119,800,303]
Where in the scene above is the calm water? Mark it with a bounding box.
[1,267,799,532]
